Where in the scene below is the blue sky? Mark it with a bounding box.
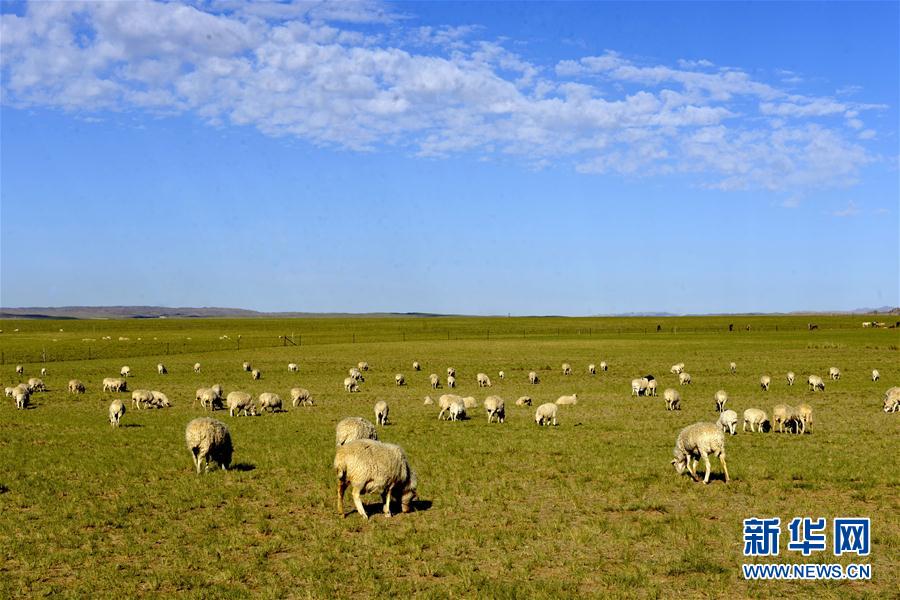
[1,1,897,315]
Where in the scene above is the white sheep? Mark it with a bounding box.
[198,388,223,411]
[242,362,252,372]
[251,368,261,380]
[631,378,645,397]
[759,375,771,391]
[446,375,456,388]
[437,394,461,420]
[828,367,841,381]
[334,438,417,519]
[16,365,24,375]
[794,403,813,434]
[226,391,255,417]
[599,361,608,372]
[535,403,558,426]
[109,399,126,427]
[498,370,505,380]
[729,362,737,374]
[562,363,572,376]
[288,363,299,372]
[4,387,14,398]
[132,389,154,410]
[671,422,730,484]
[258,392,284,413]
[27,377,46,392]
[516,395,533,406]
[447,367,456,378]
[646,379,658,396]
[664,388,681,411]
[185,417,232,474]
[429,373,441,389]
[193,362,202,373]
[462,396,478,409]
[335,417,378,446]
[476,372,492,387]
[423,395,434,406]
[149,390,171,408]
[742,409,768,433]
[40,367,47,376]
[211,383,224,399]
[343,377,360,393]
[291,387,314,407]
[395,373,405,386]
[787,371,796,386]
[103,377,127,393]
[670,363,684,375]
[412,361,421,371]
[349,368,364,382]
[528,371,540,384]
[448,400,466,421]
[374,400,389,426]
[556,394,578,406]
[883,387,900,412]
[483,395,505,423]
[14,388,28,409]
[772,404,796,433]
[871,369,880,382]
[358,361,369,372]
[807,375,825,391]
[679,372,692,385]
[120,366,131,377]
[157,363,167,375]
[588,364,596,375]
[717,410,738,435]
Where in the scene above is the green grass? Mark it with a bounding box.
[1,316,898,598]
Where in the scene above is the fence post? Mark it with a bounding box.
[166,343,170,355]
[487,329,490,340]
[352,333,356,343]
[299,335,302,346]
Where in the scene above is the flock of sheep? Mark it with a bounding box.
[5,354,897,516]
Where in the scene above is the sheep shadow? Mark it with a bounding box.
[230,463,256,472]
[120,423,143,428]
[353,499,432,518]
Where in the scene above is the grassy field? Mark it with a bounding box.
[1,315,897,598]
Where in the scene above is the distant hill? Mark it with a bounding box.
[0,306,448,320]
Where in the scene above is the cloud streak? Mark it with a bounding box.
[0,0,887,191]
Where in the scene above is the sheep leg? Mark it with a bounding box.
[337,479,347,517]
[382,486,394,518]
[351,487,368,520]
[719,453,730,483]
[687,458,700,482]
[701,453,712,484]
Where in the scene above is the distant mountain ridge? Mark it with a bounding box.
[1,305,897,320]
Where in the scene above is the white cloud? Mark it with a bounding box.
[0,0,888,193]
[832,201,860,217]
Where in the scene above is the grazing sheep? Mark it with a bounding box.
[729,362,737,374]
[742,409,768,433]
[288,363,299,372]
[516,395,533,406]
[646,379,658,396]
[882,387,900,412]
[374,400,389,426]
[664,388,681,411]
[562,363,572,376]
[599,361,608,372]
[437,394,461,420]
[759,375,771,391]
[423,395,433,406]
[251,369,261,380]
[671,422,730,484]
[199,388,223,411]
[556,394,578,406]
[631,378,644,397]
[448,401,466,421]
[103,377,127,393]
[358,361,369,372]
[670,363,685,375]
[226,391,255,417]
[862,321,872,328]
[462,396,478,409]
[335,417,379,446]
[258,392,284,413]
[535,403,558,426]
[185,417,232,474]
[412,361,421,371]
[242,362,252,372]
[27,378,46,392]
[291,387,314,407]
[132,389,154,410]
[828,367,841,381]
[446,375,456,388]
[395,374,405,386]
[588,364,596,375]
[807,375,825,391]
[528,371,540,384]
[193,362,202,373]
[794,403,813,434]
[334,438,417,519]
[14,388,28,409]
[717,410,738,435]
[714,390,728,412]
[343,377,360,393]
[149,391,171,408]
[16,365,24,375]
[447,367,456,378]
[787,371,796,386]
[349,368,364,382]
[679,372,692,385]
[109,399,126,427]
[498,370,505,380]
[871,369,880,382]
[483,395,505,423]
[120,366,131,377]
[40,367,47,376]
[476,373,492,388]
[427,373,440,389]
[772,404,797,433]
[5,387,15,398]
[157,363,167,375]
[194,386,210,406]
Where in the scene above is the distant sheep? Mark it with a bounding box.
[374,400,389,426]
[288,363,299,372]
[157,363,167,375]
[423,395,433,406]
[437,394,461,420]
[211,383,224,399]
[516,395,532,406]
[646,379,658,396]
[742,409,768,433]
[462,396,478,409]
[40,367,47,376]
[671,422,730,484]
[483,395,505,423]
[714,390,728,412]
[395,373,405,386]
[808,323,819,331]
[4,387,13,398]
[871,369,879,382]
[446,375,456,388]
[120,366,131,377]
[717,410,738,435]
[251,369,261,380]
[149,391,170,408]
[498,370,505,380]
[16,365,24,375]
[193,362,202,373]
[185,417,232,474]
[103,377,127,393]
[258,392,284,413]
[555,394,577,406]
[562,363,572,376]
[794,403,813,434]
[664,388,681,411]
[132,389,154,410]
[447,367,456,378]
[343,377,360,393]
[291,387,314,407]
[759,375,771,391]
[429,374,441,389]
[109,399,126,427]
[535,403,558,426]
[807,375,825,391]
[335,417,378,446]
[772,404,797,433]
[334,438,417,519]
[670,363,685,375]
[226,391,255,417]
[882,387,900,413]
[448,400,466,421]
[198,388,223,411]
[27,377,46,392]
[679,372,692,385]
[787,371,796,386]
[412,361,421,371]
[476,373,492,387]
[528,371,540,385]
[862,321,872,328]
[349,368,364,382]
[358,361,369,372]
[729,362,736,374]
[599,361,608,372]
[828,367,841,381]
[14,387,28,409]
[242,362,252,372]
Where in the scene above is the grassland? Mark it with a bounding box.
[1,315,897,598]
